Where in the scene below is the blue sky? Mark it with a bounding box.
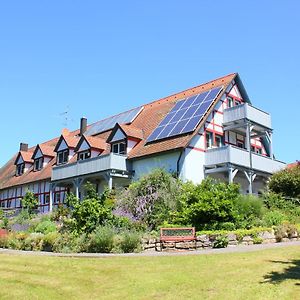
[0,0,299,167]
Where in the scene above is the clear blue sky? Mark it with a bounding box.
[0,1,299,167]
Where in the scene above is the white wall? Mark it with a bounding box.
[132,151,180,180]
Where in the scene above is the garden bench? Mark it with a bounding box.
[160,227,196,250]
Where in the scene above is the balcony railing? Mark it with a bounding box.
[205,145,285,174]
[52,153,129,181]
[223,103,272,129]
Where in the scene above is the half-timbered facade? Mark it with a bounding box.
[0,73,286,212]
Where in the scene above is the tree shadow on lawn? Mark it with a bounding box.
[262,260,300,286]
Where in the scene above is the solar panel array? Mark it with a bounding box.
[85,106,143,136]
[147,86,223,142]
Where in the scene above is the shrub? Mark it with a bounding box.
[88,226,114,253]
[24,233,44,251]
[22,190,38,215]
[51,205,70,221]
[268,165,300,198]
[217,222,236,231]
[0,209,4,220]
[115,169,183,230]
[213,235,229,248]
[233,195,264,229]
[34,220,57,235]
[52,233,81,253]
[1,217,9,230]
[263,210,286,227]
[118,231,141,253]
[253,236,263,244]
[0,235,9,248]
[179,178,240,231]
[41,232,59,252]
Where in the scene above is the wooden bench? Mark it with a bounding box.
[160,227,196,250]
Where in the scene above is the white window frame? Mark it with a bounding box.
[112,141,126,155]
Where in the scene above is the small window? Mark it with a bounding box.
[54,193,61,204]
[215,134,224,147]
[234,100,240,106]
[0,201,5,208]
[34,157,43,171]
[57,149,69,165]
[206,132,213,149]
[16,163,25,176]
[251,146,255,152]
[44,194,50,204]
[256,148,262,155]
[78,150,91,161]
[112,141,127,155]
[227,97,233,108]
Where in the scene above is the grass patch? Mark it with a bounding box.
[0,246,300,299]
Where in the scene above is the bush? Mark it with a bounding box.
[213,236,229,248]
[88,226,115,253]
[34,220,57,234]
[233,195,264,229]
[118,231,141,253]
[42,232,60,252]
[51,205,70,221]
[263,210,286,227]
[22,190,38,214]
[24,233,44,251]
[0,235,8,248]
[179,178,240,231]
[52,233,81,253]
[253,236,263,244]
[268,165,300,198]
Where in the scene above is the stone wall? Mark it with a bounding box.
[142,229,299,252]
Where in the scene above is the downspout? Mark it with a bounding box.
[177,149,184,179]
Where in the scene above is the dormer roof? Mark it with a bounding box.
[14,151,34,165]
[31,144,55,160]
[107,123,144,143]
[54,134,79,152]
[75,135,108,152]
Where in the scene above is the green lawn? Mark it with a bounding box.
[0,246,300,300]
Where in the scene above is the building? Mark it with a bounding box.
[0,73,286,213]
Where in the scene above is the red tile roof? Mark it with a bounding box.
[0,73,237,190]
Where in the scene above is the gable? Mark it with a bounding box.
[32,148,43,160]
[16,155,24,165]
[77,138,90,152]
[110,128,126,143]
[57,138,68,152]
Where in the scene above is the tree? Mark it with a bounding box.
[268,165,300,199]
[22,190,38,214]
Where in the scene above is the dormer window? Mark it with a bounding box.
[112,141,126,155]
[34,157,44,171]
[57,149,69,165]
[16,163,25,176]
[78,150,91,161]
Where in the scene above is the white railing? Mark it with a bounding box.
[224,103,272,129]
[52,153,128,181]
[205,145,285,174]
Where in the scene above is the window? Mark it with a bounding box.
[34,157,43,171]
[251,146,255,152]
[44,194,50,204]
[215,134,224,147]
[57,149,69,165]
[227,97,233,108]
[206,132,213,149]
[234,100,240,106]
[256,148,262,155]
[0,201,5,208]
[112,141,126,155]
[16,163,25,176]
[78,150,91,161]
[54,193,61,204]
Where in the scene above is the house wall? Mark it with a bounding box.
[132,151,181,180]
[0,181,68,213]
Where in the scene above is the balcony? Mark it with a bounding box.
[205,146,285,174]
[52,153,130,181]
[223,103,272,129]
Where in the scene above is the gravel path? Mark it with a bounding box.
[1,240,300,258]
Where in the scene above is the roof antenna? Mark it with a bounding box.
[59,106,74,127]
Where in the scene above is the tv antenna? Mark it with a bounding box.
[59,106,74,127]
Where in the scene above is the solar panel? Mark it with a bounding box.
[85,106,143,136]
[147,86,223,142]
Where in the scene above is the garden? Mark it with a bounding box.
[0,165,300,254]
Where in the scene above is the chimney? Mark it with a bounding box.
[80,117,87,136]
[20,143,28,152]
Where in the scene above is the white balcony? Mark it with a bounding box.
[52,153,129,181]
[223,103,272,129]
[205,145,285,174]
